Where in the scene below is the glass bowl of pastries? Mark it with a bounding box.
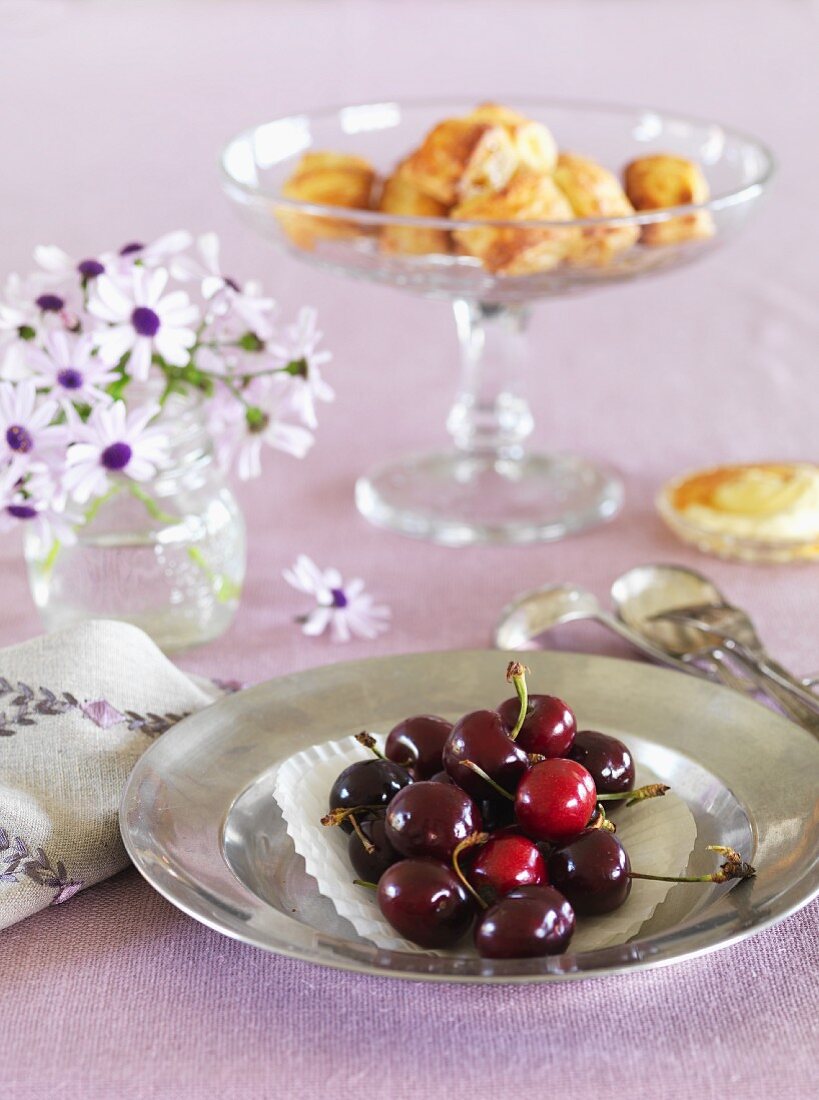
[221,100,774,547]
[221,98,774,302]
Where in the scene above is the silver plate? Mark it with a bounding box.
[120,651,819,982]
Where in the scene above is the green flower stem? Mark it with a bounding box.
[40,538,62,577]
[83,483,122,524]
[127,483,178,525]
[187,547,242,604]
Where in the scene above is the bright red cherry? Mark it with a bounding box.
[498,693,576,758]
[570,730,634,804]
[515,758,596,843]
[443,709,529,801]
[547,829,632,914]
[468,834,547,902]
[377,859,475,948]
[385,715,454,779]
[384,780,481,862]
[474,885,575,958]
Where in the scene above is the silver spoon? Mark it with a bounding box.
[611,564,819,733]
[655,604,819,712]
[492,582,732,681]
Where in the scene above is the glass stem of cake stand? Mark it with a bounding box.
[447,300,534,462]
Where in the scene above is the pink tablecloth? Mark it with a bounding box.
[1,1,817,1097]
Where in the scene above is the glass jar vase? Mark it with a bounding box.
[24,394,246,652]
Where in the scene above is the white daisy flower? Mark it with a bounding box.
[63,399,169,503]
[173,232,275,339]
[34,244,108,288]
[112,230,193,271]
[0,380,63,469]
[267,307,334,429]
[210,375,313,480]
[87,267,199,380]
[284,555,391,643]
[0,464,79,545]
[0,273,82,380]
[28,332,118,410]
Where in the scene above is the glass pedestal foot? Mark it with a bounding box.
[355,451,623,547]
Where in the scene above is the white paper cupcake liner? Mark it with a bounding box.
[273,734,697,955]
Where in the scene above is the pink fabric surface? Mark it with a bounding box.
[1,1,817,1097]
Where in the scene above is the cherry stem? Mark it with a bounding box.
[353,879,377,891]
[590,805,617,833]
[451,833,490,910]
[347,813,375,854]
[506,660,529,741]
[461,760,515,802]
[354,731,385,760]
[597,783,670,806]
[628,846,756,885]
[321,804,385,827]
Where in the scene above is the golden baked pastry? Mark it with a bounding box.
[451,170,578,276]
[468,103,558,175]
[378,169,450,256]
[278,151,377,249]
[553,152,639,267]
[399,119,518,206]
[624,154,715,245]
[658,463,819,562]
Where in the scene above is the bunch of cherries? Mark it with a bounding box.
[322,663,754,959]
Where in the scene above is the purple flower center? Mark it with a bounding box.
[131,306,160,337]
[57,367,84,390]
[225,276,241,292]
[330,587,348,609]
[6,425,34,453]
[77,258,105,278]
[101,441,132,470]
[36,294,65,313]
[119,241,145,256]
[7,503,38,520]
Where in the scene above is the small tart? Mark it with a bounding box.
[658,463,819,562]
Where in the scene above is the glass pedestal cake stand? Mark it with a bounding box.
[221,99,773,546]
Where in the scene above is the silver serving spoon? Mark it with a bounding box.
[611,564,819,733]
[492,582,734,682]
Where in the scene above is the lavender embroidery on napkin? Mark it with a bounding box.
[81,700,126,729]
[0,677,186,739]
[0,828,83,904]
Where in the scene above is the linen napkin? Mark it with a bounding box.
[0,620,223,930]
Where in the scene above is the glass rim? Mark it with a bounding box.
[219,95,777,232]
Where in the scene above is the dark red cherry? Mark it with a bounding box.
[377,859,475,948]
[515,759,596,843]
[384,781,481,861]
[385,715,454,779]
[348,818,401,881]
[468,834,547,902]
[474,885,575,958]
[479,796,516,833]
[328,759,412,833]
[429,770,455,785]
[499,693,576,758]
[443,710,529,800]
[548,829,632,914]
[570,730,635,804]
